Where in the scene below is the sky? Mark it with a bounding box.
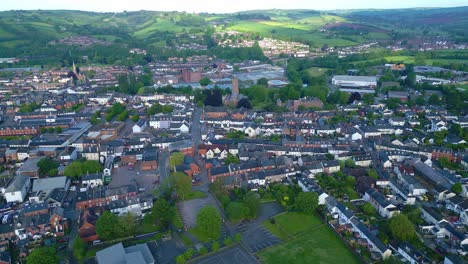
[0,0,465,13]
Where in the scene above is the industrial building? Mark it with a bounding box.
[331,75,378,88]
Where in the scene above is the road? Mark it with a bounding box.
[191,107,209,192]
[158,149,170,184]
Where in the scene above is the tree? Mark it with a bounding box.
[451,183,462,194]
[118,213,137,237]
[199,77,211,87]
[345,159,356,168]
[211,241,220,252]
[226,202,249,221]
[294,192,318,214]
[389,214,416,242]
[362,93,374,105]
[225,153,240,165]
[223,237,233,246]
[152,199,174,228]
[176,254,186,264]
[64,160,103,179]
[196,206,221,240]
[82,160,104,174]
[236,98,252,109]
[27,247,59,264]
[367,169,378,179]
[170,152,185,170]
[362,203,377,216]
[428,94,441,105]
[63,162,83,179]
[73,237,87,261]
[131,114,140,122]
[37,157,59,177]
[96,211,119,240]
[415,96,426,106]
[172,172,192,200]
[257,77,269,86]
[243,191,260,218]
[183,248,195,260]
[56,127,63,133]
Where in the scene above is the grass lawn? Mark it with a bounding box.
[183,191,208,201]
[171,211,184,230]
[259,212,360,264]
[307,67,328,77]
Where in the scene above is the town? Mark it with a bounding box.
[0,4,466,264]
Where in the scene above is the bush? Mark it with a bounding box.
[211,241,220,252]
[199,246,208,255]
[234,233,242,242]
[184,248,195,260]
[223,237,233,246]
[176,254,186,264]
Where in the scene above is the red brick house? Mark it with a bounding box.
[0,126,39,136]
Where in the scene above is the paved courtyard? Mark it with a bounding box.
[178,195,220,228]
[108,164,159,195]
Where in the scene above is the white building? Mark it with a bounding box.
[4,175,31,203]
[331,75,377,88]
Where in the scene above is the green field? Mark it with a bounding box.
[306,67,329,77]
[227,19,358,47]
[259,212,360,264]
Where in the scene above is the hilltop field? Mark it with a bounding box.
[0,7,467,58]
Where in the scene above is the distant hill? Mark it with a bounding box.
[0,7,466,58]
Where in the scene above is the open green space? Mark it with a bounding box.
[306,67,329,77]
[183,190,208,201]
[227,20,358,47]
[259,212,360,264]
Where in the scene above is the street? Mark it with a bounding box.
[191,107,209,191]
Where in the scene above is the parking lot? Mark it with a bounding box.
[108,164,159,195]
[194,244,259,264]
[238,222,282,252]
[233,202,284,252]
[178,195,219,228]
[148,239,185,264]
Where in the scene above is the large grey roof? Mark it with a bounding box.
[96,242,154,264]
[332,75,377,82]
[5,174,30,193]
[32,176,68,192]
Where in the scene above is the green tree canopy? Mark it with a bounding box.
[152,199,174,228]
[243,191,260,218]
[64,160,103,179]
[196,206,222,240]
[27,247,59,264]
[96,211,119,240]
[451,183,462,194]
[294,192,318,214]
[389,214,416,242]
[226,202,249,221]
[199,77,211,87]
[172,172,192,200]
[225,153,240,165]
[73,237,87,261]
[362,203,377,216]
[170,152,185,169]
[37,157,59,177]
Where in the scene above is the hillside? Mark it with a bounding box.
[0,7,466,59]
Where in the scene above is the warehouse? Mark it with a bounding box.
[331,75,378,88]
